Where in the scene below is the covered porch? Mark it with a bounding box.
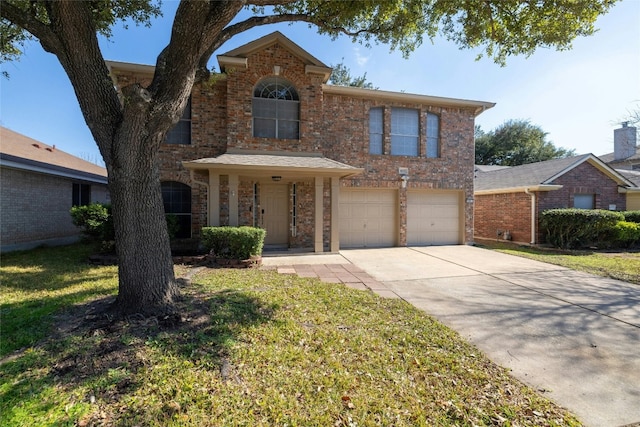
[183,150,362,253]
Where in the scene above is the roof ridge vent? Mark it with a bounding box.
[32,143,40,149]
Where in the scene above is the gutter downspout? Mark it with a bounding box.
[189,170,210,226]
[524,188,536,244]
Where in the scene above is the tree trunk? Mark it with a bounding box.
[108,128,178,317]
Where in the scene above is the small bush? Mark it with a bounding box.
[622,210,640,224]
[70,203,114,242]
[613,221,640,248]
[201,226,266,260]
[541,209,624,249]
[71,204,182,253]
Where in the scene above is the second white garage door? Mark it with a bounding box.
[340,188,397,248]
[407,191,461,245]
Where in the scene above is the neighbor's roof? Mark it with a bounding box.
[0,126,107,183]
[617,169,640,187]
[183,149,363,178]
[474,154,634,194]
[598,147,640,164]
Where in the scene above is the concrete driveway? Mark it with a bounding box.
[264,245,640,427]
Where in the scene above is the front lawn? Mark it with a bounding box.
[1,243,581,426]
[477,240,640,285]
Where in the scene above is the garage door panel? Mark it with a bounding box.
[340,189,396,248]
[407,191,460,246]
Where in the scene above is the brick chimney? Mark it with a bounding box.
[614,122,637,160]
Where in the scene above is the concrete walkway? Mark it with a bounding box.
[262,246,640,427]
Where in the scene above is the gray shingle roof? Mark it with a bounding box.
[598,147,640,164]
[617,169,640,187]
[474,154,635,192]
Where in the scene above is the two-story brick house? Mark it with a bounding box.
[107,32,494,252]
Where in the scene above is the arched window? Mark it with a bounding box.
[161,181,191,238]
[252,77,299,140]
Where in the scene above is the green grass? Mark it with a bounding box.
[0,244,118,356]
[478,241,640,285]
[0,243,582,426]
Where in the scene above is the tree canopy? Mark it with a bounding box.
[475,119,576,166]
[329,60,377,89]
[0,0,617,316]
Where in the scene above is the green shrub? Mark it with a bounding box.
[201,226,266,260]
[540,209,624,249]
[70,203,114,242]
[613,221,640,248]
[622,210,640,224]
[71,204,182,253]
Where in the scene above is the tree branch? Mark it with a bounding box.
[0,0,62,53]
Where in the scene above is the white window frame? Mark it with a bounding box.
[426,112,440,158]
[252,78,300,140]
[369,107,384,154]
[391,107,419,156]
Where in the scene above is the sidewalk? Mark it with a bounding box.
[260,253,398,298]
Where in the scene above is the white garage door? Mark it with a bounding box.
[340,189,397,248]
[407,191,461,245]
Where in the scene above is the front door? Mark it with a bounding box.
[262,183,289,245]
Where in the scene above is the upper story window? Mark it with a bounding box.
[252,77,299,140]
[369,107,384,154]
[426,113,440,158]
[165,97,191,145]
[391,107,419,156]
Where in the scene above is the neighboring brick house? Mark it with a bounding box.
[107,32,494,252]
[474,154,638,245]
[0,126,109,252]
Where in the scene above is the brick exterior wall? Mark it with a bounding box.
[474,192,533,244]
[110,37,480,249]
[475,161,628,244]
[538,162,626,212]
[1,167,109,249]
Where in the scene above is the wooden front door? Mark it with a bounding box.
[262,183,289,245]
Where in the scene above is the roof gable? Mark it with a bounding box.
[217,31,332,81]
[219,31,328,67]
[475,154,634,193]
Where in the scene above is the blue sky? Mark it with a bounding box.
[1,0,639,166]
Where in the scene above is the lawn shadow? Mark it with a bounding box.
[0,284,277,425]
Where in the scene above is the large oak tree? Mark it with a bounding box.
[0,0,616,316]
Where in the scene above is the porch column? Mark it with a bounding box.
[330,177,340,252]
[398,186,407,246]
[229,174,239,226]
[209,173,220,226]
[314,176,324,253]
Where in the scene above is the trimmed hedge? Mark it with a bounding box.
[622,211,640,224]
[201,226,266,260]
[540,209,624,249]
[613,221,640,248]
